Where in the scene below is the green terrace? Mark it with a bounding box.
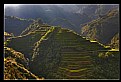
[6,26,119,79]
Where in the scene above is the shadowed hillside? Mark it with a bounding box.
[4,32,44,80]
[5,16,34,36]
[81,8,119,47]
[4,47,44,80]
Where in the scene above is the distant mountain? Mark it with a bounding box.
[5,5,118,33]
[5,16,34,36]
[4,5,84,33]
[81,8,119,46]
[76,5,118,18]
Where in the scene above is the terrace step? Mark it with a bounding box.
[53,29,99,79]
[67,65,93,70]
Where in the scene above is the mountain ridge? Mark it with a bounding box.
[4,4,119,79]
[80,8,119,49]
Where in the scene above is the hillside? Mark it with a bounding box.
[4,4,119,79]
[6,23,119,79]
[4,31,44,80]
[81,8,119,47]
[5,16,34,36]
[4,47,43,80]
[110,33,119,49]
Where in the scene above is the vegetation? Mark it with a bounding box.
[92,51,120,79]
[7,31,44,59]
[6,25,120,79]
[30,26,61,78]
[4,47,43,80]
[4,5,120,80]
[110,33,119,49]
[4,32,12,36]
[81,8,119,46]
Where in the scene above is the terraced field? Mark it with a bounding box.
[7,26,119,79]
[7,25,51,59]
[54,29,108,79]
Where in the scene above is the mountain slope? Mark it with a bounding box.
[5,5,118,34]
[110,33,119,49]
[4,4,119,79]
[81,8,119,46]
[5,16,34,36]
[6,21,119,79]
[7,22,51,59]
[4,26,44,80]
[4,47,43,80]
